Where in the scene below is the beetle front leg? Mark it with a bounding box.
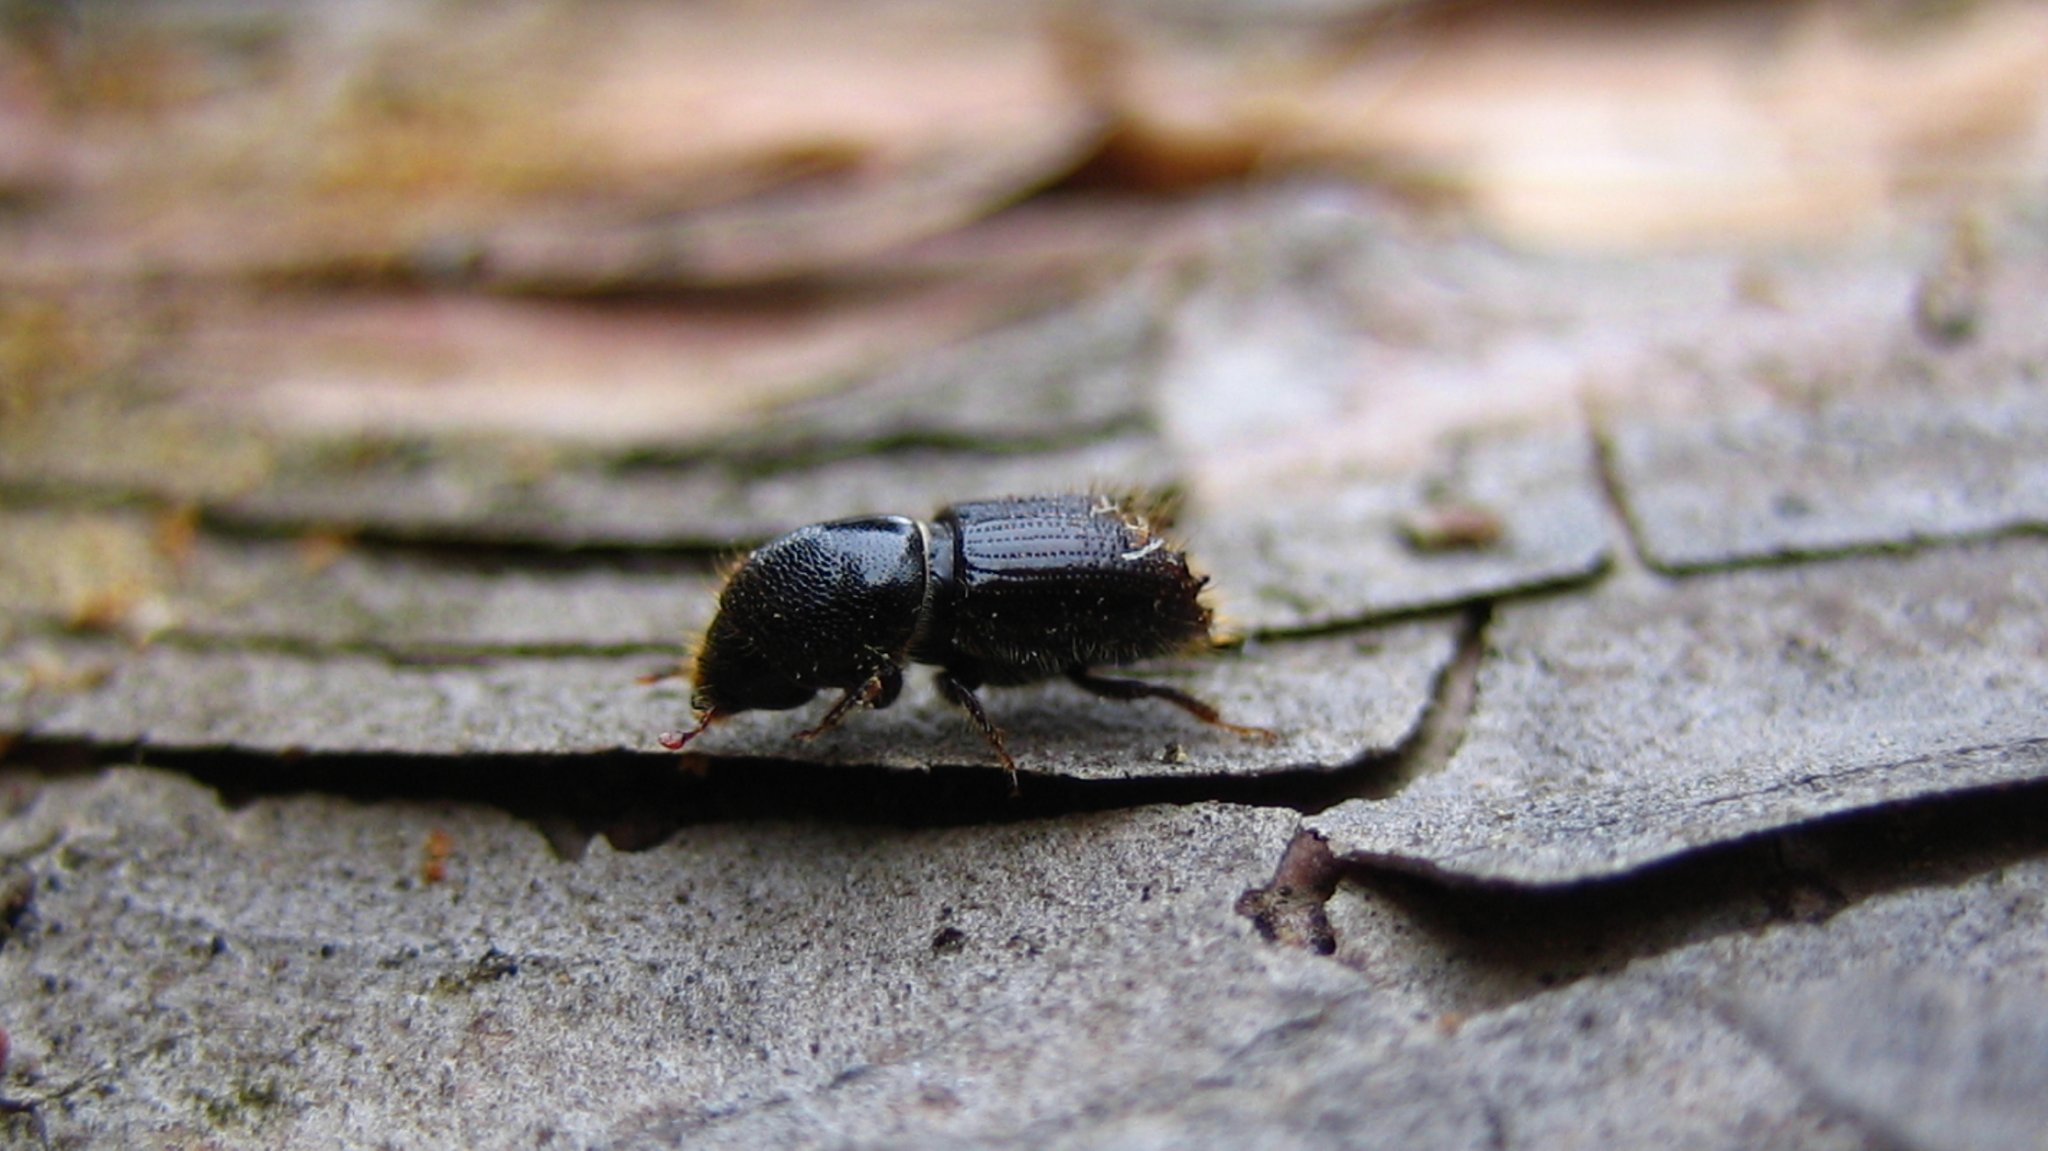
[795,666,902,741]
[658,708,724,752]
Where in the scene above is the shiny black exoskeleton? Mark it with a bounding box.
[658,494,1267,779]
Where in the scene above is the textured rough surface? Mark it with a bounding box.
[750,288,1161,451]
[0,771,1340,1151]
[214,435,1176,548]
[937,979,1851,1151]
[1734,970,2048,1151]
[1312,539,2048,884]
[0,508,715,653]
[13,770,2048,1151]
[6,644,675,756]
[1610,387,2048,571]
[1197,433,1613,633]
[949,828,2048,1151]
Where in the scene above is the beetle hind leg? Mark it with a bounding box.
[1066,668,1277,740]
[936,669,1020,791]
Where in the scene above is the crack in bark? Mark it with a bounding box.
[1346,602,1490,801]
[0,603,1493,848]
[0,737,1411,862]
[1231,605,1493,956]
[1308,778,2048,1014]
[1587,419,1654,575]
[0,594,1497,870]
[1586,406,2048,579]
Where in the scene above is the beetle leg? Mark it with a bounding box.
[658,709,723,752]
[795,667,897,741]
[634,661,687,686]
[1066,668,1278,740]
[793,693,862,741]
[935,670,1020,791]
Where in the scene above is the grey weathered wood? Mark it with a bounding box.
[1609,387,2048,571]
[1197,433,1613,632]
[1313,538,2048,883]
[1735,971,2048,1151]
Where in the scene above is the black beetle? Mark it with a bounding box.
[659,493,1270,780]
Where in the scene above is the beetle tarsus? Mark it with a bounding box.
[1066,668,1278,741]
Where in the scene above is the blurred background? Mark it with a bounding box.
[2,0,2045,564]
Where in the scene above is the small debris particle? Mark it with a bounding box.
[3,1021,56,1148]
[420,828,453,885]
[1912,212,1990,347]
[1762,876,1849,925]
[67,590,139,633]
[295,530,356,575]
[1159,742,1188,765]
[153,506,200,565]
[1236,829,1341,956]
[472,948,519,982]
[433,948,521,995]
[1732,262,1788,310]
[1,874,33,939]
[637,662,687,686]
[1399,503,1505,552]
[15,648,115,695]
[930,926,968,955]
[1772,492,1815,519]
